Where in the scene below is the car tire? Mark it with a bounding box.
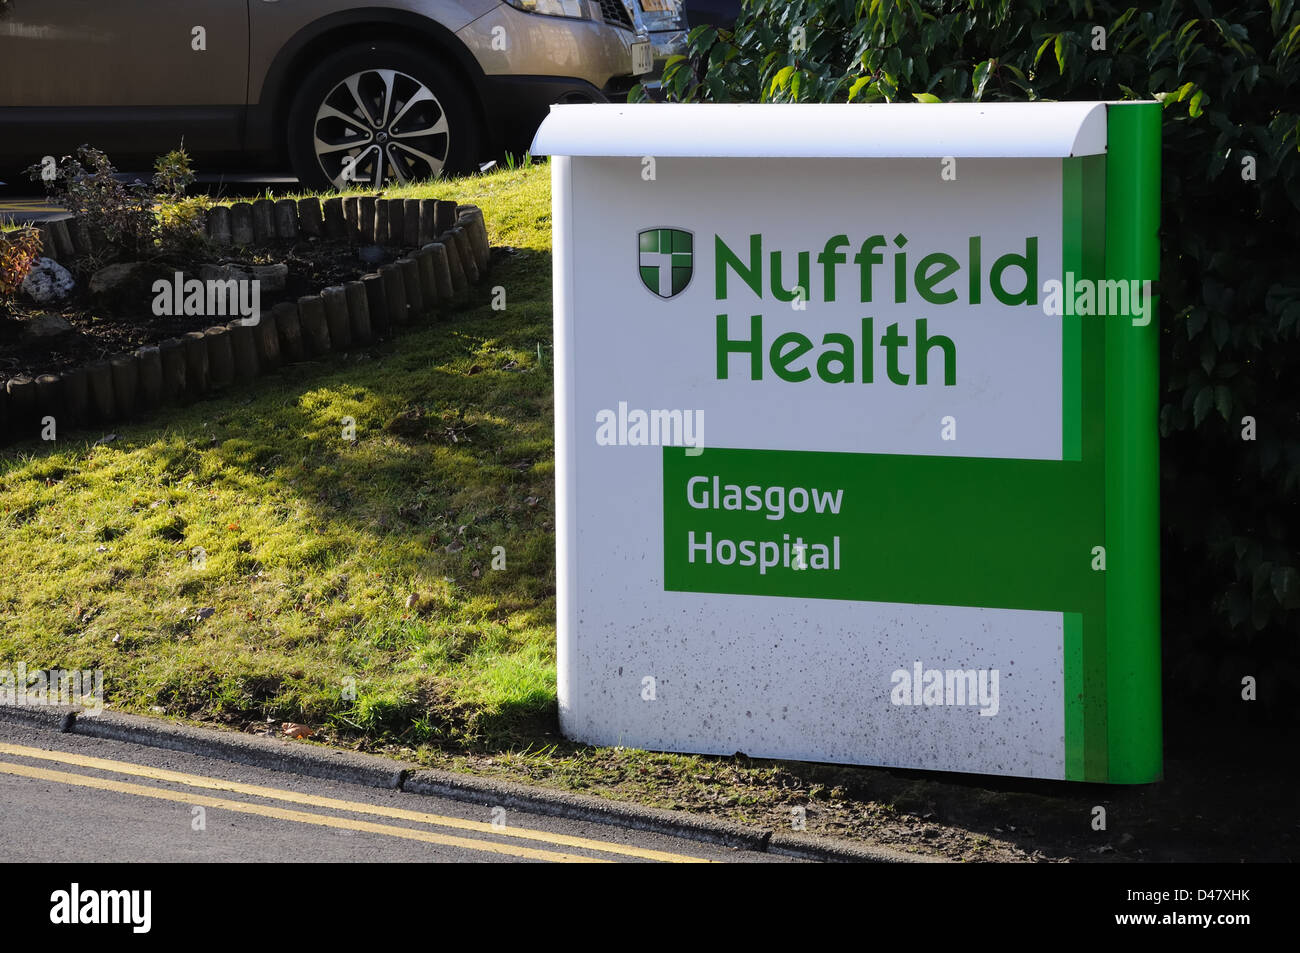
[286,40,480,191]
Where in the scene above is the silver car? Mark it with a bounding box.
[0,0,687,188]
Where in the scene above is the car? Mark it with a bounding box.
[0,0,688,189]
[683,0,742,31]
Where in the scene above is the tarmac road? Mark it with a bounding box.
[0,173,301,226]
[0,721,797,864]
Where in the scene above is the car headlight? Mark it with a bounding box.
[503,0,590,18]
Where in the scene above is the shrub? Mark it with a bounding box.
[26,143,210,263]
[28,145,155,261]
[152,145,212,257]
[0,227,42,300]
[639,1,1300,709]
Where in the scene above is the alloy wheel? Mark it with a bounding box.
[312,68,451,189]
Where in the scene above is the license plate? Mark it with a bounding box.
[631,41,653,75]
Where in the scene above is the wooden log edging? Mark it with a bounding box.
[273,302,306,364]
[109,354,140,417]
[136,346,163,407]
[62,366,90,429]
[207,206,233,247]
[362,273,389,337]
[378,263,407,329]
[323,197,347,240]
[397,258,423,323]
[343,197,361,241]
[344,281,373,345]
[298,198,323,238]
[34,375,63,432]
[413,247,437,316]
[441,229,469,302]
[448,227,480,287]
[6,377,36,439]
[86,362,115,421]
[251,199,275,244]
[230,202,255,246]
[457,205,491,273]
[159,339,187,405]
[322,286,354,346]
[297,295,331,357]
[3,194,495,445]
[425,242,454,306]
[182,331,210,399]
[274,200,300,241]
[206,326,235,388]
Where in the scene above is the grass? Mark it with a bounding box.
[4,161,1278,863]
[2,163,557,749]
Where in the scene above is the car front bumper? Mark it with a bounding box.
[460,3,686,151]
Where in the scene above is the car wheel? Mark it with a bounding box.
[287,41,480,190]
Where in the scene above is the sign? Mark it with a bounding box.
[533,102,1162,782]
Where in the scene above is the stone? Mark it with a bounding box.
[21,257,74,304]
[250,263,289,292]
[198,263,250,283]
[88,261,144,296]
[22,312,73,339]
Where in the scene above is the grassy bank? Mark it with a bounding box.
[2,164,558,747]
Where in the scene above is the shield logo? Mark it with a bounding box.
[638,228,693,299]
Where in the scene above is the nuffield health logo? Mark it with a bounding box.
[638,228,693,299]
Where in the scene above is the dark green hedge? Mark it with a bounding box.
[639,1,1300,711]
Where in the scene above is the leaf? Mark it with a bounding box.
[1193,385,1214,426]
[1212,313,1232,349]
[848,75,873,101]
[1272,566,1300,609]
[1189,89,1205,118]
[1054,33,1066,74]
[689,26,717,51]
[768,65,796,98]
[972,58,994,99]
[912,92,941,103]
[1034,34,1056,68]
[282,723,314,739]
[1214,384,1232,421]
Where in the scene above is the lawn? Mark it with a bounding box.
[1,164,558,748]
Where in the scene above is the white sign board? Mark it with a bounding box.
[534,103,1162,782]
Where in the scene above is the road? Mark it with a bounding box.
[0,721,795,863]
[0,173,301,225]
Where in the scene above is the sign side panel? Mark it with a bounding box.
[553,155,581,736]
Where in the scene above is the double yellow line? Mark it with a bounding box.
[0,743,713,863]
